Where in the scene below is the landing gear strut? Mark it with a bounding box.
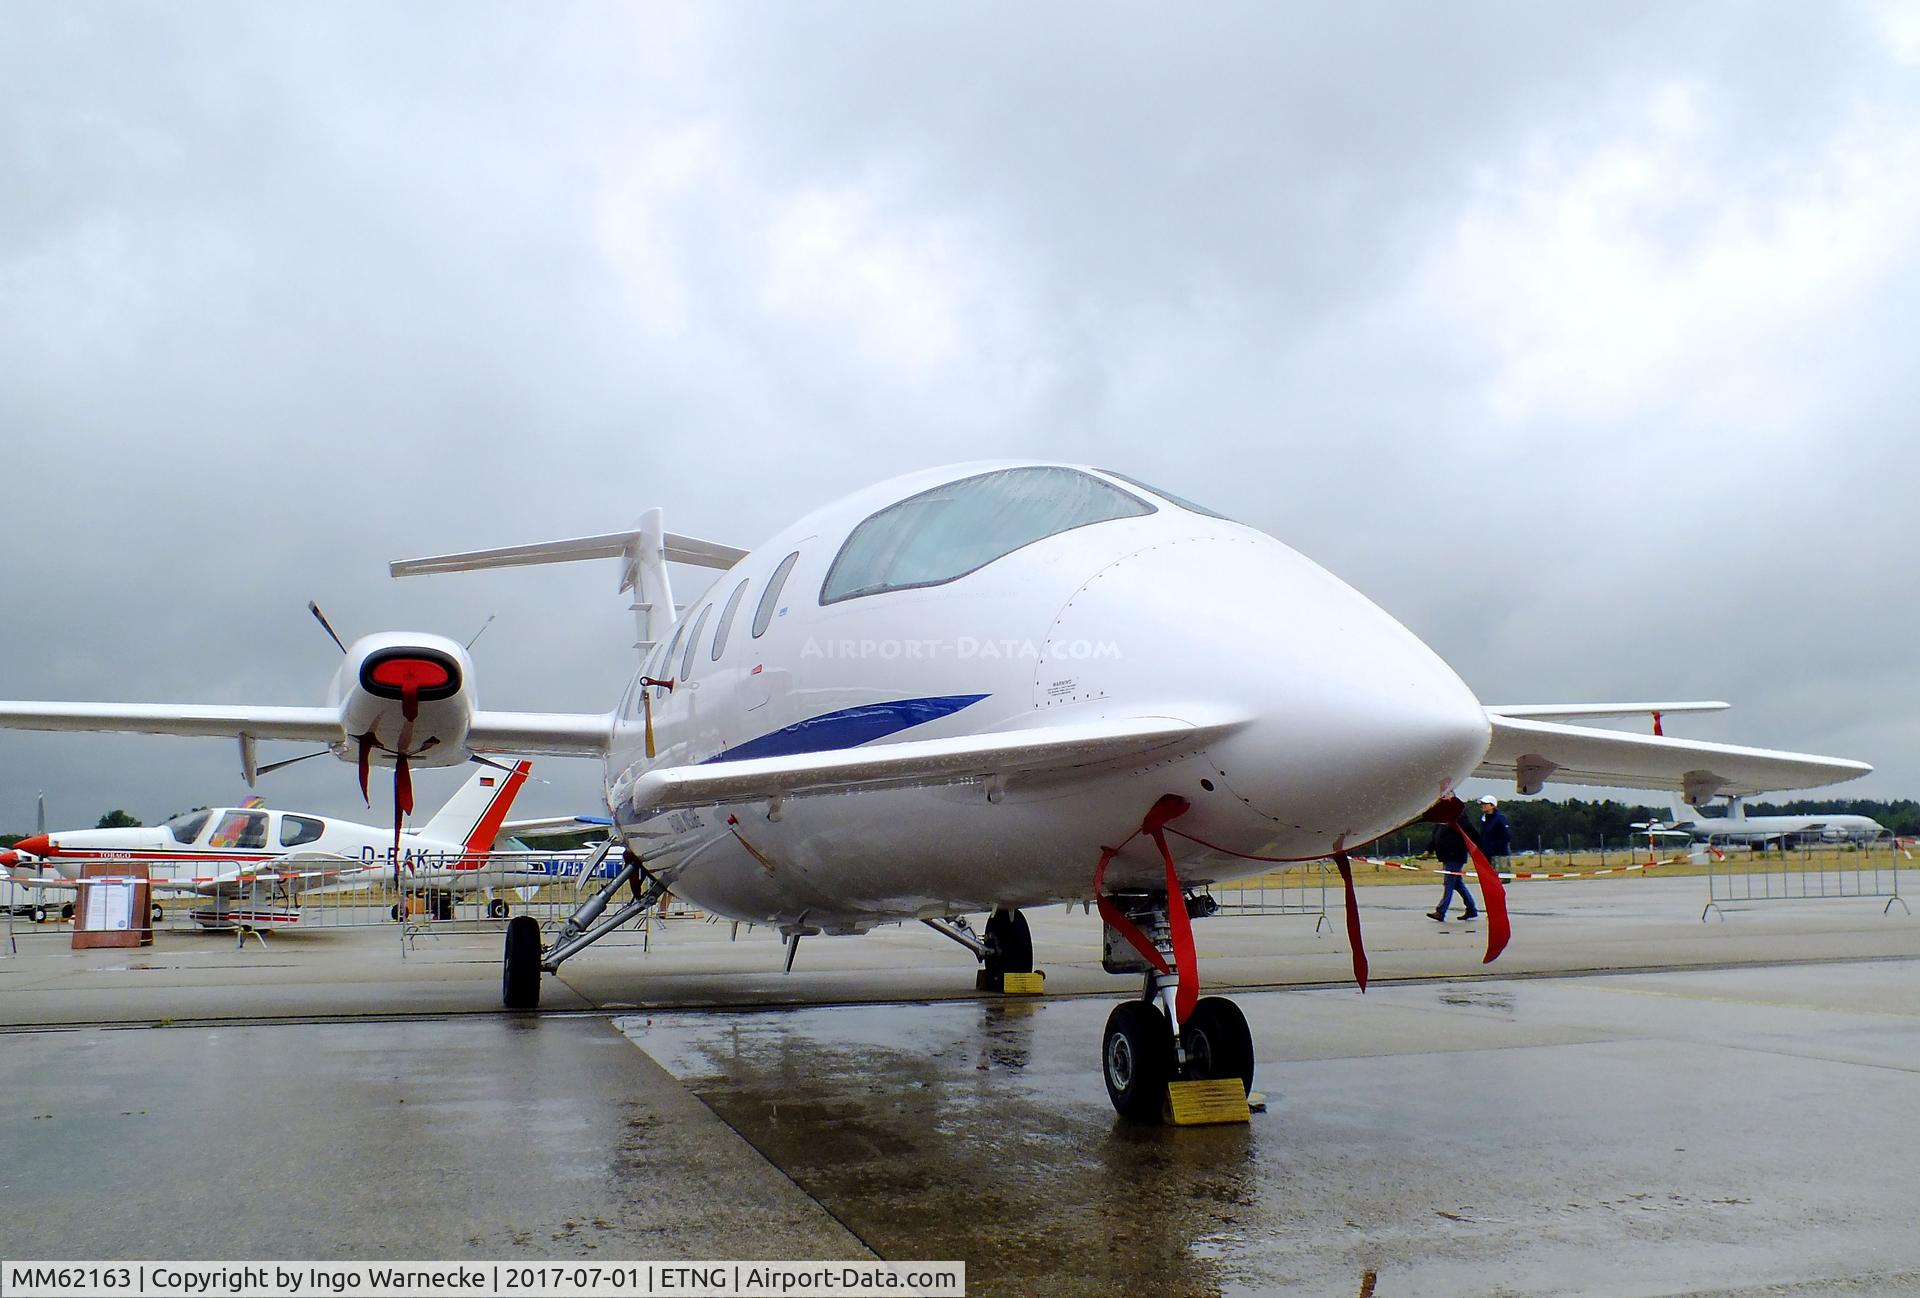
[921,907,1033,990]
[1099,893,1255,1122]
[501,840,664,1010]
[982,907,1033,981]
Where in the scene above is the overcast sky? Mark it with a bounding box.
[3,1,1917,832]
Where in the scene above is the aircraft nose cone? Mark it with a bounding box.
[1039,532,1489,848]
[12,834,51,858]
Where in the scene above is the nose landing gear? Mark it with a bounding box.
[1095,794,1256,1123]
[1098,894,1256,1122]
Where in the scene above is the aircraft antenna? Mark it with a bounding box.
[308,601,348,654]
[36,792,45,836]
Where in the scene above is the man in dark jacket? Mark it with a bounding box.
[1477,796,1513,866]
[1427,818,1480,921]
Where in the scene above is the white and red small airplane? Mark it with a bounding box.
[0,462,1872,1118]
[0,762,592,927]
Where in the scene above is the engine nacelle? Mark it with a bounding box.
[330,632,476,767]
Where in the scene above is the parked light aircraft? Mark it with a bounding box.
[0,762,585,925]
[1658,795,1887,849]
[0,462,1873,1119]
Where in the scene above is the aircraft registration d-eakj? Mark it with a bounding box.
[0,762,606,927]
[0,462,1872,1119]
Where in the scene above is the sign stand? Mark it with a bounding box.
[72,862,153,949]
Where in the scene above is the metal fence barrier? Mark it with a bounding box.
[1,851,682,954]
[1702,837,1910,921]
[1204,864,1331,932]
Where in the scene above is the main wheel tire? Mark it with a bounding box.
[1181,996,1255,1094]
[60,902,75,921]
[150,903,164,924]
[503,915,542,1009]
[487,897,510,920]
[390,903,404,921]
[983,907,1034,977]
[1103,1000,1174,1122]
[29,904,47,925]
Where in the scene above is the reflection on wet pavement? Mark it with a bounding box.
[621,962,1920,1297]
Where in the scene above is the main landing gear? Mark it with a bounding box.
[921,906,1034,990]
[1100,893,1254,1122]
[502,841,664,1010]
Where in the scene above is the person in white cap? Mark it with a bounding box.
[1477,795,1512,869]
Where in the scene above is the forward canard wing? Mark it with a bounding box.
[1479,714,1871,803]
[618,713,1247,816]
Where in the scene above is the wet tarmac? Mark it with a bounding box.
[621,960,1920,1298]
[2,880,1917,1295]
[0,1016,867,1260]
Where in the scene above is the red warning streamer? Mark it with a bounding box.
[1331,851,1369,991]
[1091,795,1198,1024]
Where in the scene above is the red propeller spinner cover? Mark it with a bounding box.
[359,647,463,702]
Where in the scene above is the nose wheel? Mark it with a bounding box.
[1101,993,1254,1121]
[1102,1001,1174,1120]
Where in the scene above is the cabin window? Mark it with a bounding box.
[280,814,325,848]
[208,810,268,850]
[661,620,688,683]
[642,639,671,694]
[1094,468,1231,520]
[680,605,713,681]
[163,810,210,844]
[753,551,801,638]
[711,578,750,661]
[821,466,1155,604]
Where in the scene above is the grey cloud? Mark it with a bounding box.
[2,0,1915,831]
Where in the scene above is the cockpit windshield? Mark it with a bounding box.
[821,466,1154,604]
[162,810,211,844]
[1094,469,1231,520]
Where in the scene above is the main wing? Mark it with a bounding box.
[0,701,613,760]
[0,702,342,742]
[1480,714,1870,803]
[623,713,1245,815]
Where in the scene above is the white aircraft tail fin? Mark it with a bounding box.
[420,761,532,853]
[391,513,748,655]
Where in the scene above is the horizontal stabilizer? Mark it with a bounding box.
[1479,715,1870,801]
[626,713,1245,815]
[502,814,614,839]
[391,529,746,578]
[1485,701,1729,722]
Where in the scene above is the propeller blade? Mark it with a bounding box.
[390,753,414,878]
[308,601,349,654]
[465,613,497,651]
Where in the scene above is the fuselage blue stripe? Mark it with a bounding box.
[704,694,990,764]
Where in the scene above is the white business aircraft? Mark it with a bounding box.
[0,462,1871,1119]
[0,762,571,926]
[1658,795,1887,849]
